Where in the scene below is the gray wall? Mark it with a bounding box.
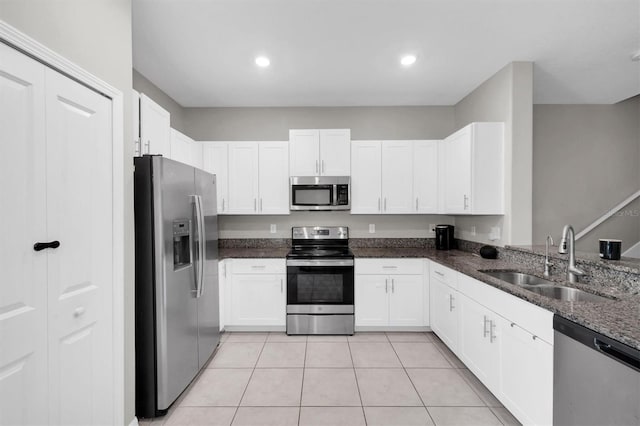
[532,96,640,253]
[454,62,534,246]
[133,69,187,134]
[185,106,457,238]
[184,106,455,141]
[0,1,136,423]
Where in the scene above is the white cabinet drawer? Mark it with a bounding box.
[356,258,424,275]
[457,273,553,343]
[430,261,458,289]
[230,258,286,274]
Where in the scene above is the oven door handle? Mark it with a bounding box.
[286,259,354,267]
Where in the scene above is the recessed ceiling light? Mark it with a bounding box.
[255,56,270,67]
[401,55,417,66]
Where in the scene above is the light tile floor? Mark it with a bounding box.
[139,332,521,426]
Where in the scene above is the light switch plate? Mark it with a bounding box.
[369,224,375,233]
[489,226,501,241]
[270,224,277,233]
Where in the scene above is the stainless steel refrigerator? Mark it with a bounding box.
[134,155,220,418]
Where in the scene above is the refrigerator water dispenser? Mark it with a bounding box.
[173,219,192,269]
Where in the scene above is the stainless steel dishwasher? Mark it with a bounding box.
[553,315,640,425]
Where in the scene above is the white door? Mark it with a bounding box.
[354,275,389,326]
[350,141,382,214]
[388,275,424,326]
[140,93,170,157]
[228,142,259,214]
[202,142,229,214]
[258,142,289,214]
[45,68,114,425]
[319,129,350,175]
[413,140,439,213]
[444,127,472,213]
[289,129,320,176]
[230,274,286,326]
[381,141,414,213]
[0,40,48,426]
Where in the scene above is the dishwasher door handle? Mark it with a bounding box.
[594,338,640,371]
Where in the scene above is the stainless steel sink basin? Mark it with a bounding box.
[524,285,611,303]
[481,270,554,286]
[480,270,613,303]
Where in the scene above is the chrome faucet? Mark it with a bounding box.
[544,235,554,277]
[558,225,585,283]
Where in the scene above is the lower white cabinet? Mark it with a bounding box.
[498,316,553,426]
[429,262,459,352]
[225,259,286,327]
[355,259,427,328]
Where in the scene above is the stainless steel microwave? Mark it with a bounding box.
[290,176,350,211]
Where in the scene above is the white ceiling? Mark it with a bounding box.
[132,0,640,107]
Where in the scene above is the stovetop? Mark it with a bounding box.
[286,245,354,260]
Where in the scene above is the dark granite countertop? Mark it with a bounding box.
[219,241,640,350]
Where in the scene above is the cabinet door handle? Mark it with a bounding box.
[378,198,381,212]
[490,320,496,343]
[384,198,387,211]
[316,160,319,174]
[463,194,469,210]
[483,315,490,338]
[449,294,455,311]
[382,266,397,269]
[385,278,388,293]
[34,241,60,251]
[416,198,419,211]
[251,265,266,269]
[280,278,283,293]
[145,140,150,153]
[321,160,325,174]
[260,198,263,212]
[435,270,444,277]
[254,198,257,212]
[222,198,225,212]
[391,278,395,293]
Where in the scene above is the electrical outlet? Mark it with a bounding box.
[270,224,277,234]
[489,226,501,241]
[470,226,477,236]
[369,224,375,233]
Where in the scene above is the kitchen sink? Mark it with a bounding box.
[481,270,554,286]
[480,270,613,303]
[524,285,611,303]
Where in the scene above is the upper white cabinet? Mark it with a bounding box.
[139,93,171,157]
[169,128,194,165]
[289,129,351,176]
[203,141,289,215]
[443,122,504,214]
[202,142,229,214]
[351,140,439,214]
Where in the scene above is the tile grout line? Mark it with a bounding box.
[388,332,438,426]
[347,334,368,425]
[227,334,268,426]
[298,335,308,426]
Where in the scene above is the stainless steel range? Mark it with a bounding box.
[286,226,354,335]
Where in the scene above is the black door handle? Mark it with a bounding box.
[34,241,60,251]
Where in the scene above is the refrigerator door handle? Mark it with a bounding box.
[193,195,205,298]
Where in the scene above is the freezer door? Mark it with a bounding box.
[195,168,220,368]
[154,157,199,410]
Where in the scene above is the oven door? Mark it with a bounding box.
[286,259,354,310]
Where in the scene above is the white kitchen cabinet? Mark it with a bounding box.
[458,293,501,393]
[170,128,194,165]
[226,259,286,328]
[498,317,553,426]
[443,122,504,214]
[202,142,229,214]
[140,93,171,157]
[191,141,203,169]
[351,140,438,214]
[204,141,289,215]
[257,142,290,214]
[355,259,426,328]
[429,271,459,352]
[289,129,350,176]
[133,89,141,156]
[381,141,414,213]
[413,140,439,213]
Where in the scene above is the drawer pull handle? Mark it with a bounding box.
[483,316,490,338]
[435,271,444,277]
[382,266,397,269]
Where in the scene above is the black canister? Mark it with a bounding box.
[599,239,621,260]
[435,225,455,250]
